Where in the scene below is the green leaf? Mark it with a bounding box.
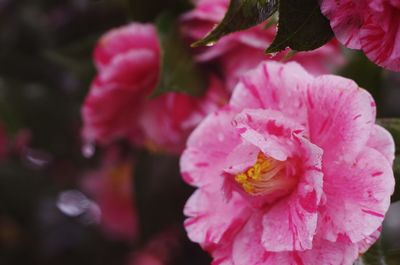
[266,0,333,53]
[192,0,278,47]
[151,12,207,97]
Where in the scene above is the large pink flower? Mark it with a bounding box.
[321,0,400,71]
[82,23,227,153]
[181,0,344,89]
[180,61,395,264]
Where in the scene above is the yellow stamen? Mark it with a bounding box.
[234,153,290,196]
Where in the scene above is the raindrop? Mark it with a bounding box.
[82,142,95,158]
[24,148,52,168]
[205,41,216,47]
[268,52,279,58]
[56,190,91,217]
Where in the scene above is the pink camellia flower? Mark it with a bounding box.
[321,0,400,71]
[82,23,227,153]
[181,0,344,89]
[180,61,395,264]
[82,149,138,241]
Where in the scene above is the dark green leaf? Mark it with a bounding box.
[266,0,333,53]
[192,0,278,47]
[151,12,207,97]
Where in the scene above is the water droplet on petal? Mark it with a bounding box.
[269,52,279,58]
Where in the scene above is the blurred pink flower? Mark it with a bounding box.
[128,228,181,265]
[321,0,400,71]
[82,23,227,153]
[180,0,345,89]
[180,61,395,264]
[82,149,137,241]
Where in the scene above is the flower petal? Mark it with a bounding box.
[233,214,358,265]
[357,228,381,254]
[320,0,367,49]
[367,125,395,164]
[360,4,400,71]
[307,75,376,163]
[299,237,359,265]
[184,187,250,249]
[138,75,227,153]
[261,137,323,251]
[94,23,159,70]
[230,62,312,127]
[318,147,394,243]
[180,108,241,187]
[233,109,305,161]
[81,80,143,144]
[98,49,159,89]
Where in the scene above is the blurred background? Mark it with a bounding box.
[0,0,400,265]
[0,0,209,264]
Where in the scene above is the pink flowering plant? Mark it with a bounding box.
[181,61,395,264]
[82,22,227,153]
[77,0,400,263]
[3,0,400,265]
[181,0,345,89]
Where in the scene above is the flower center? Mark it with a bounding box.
[234,152,296,197]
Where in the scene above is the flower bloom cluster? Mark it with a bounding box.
[79,0,398,263]
[82,23,227,154]
[321,0,400,71]
[180,61,395,264]
[180,0,344,89]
